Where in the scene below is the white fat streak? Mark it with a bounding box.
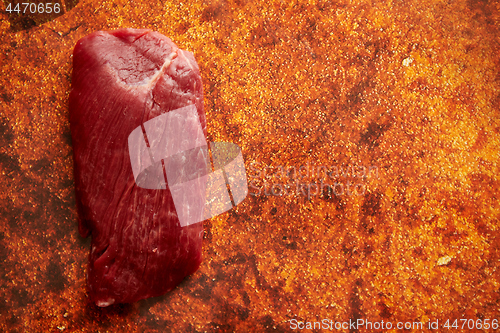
[178,49,195,71]
[96,298,115,307]
[112,49,179,89]
[137,50,178,88]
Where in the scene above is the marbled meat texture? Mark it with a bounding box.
[69,28,205,307]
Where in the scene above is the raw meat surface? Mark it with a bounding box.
[69,28,205,306]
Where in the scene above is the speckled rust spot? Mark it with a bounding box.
[200,2,224,22]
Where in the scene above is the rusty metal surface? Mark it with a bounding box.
[1,0,499,331]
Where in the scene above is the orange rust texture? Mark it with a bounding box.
[1,0,500,331]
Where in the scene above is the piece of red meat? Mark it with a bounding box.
[69,28,205,306]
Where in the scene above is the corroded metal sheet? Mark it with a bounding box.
[0,0,499,331]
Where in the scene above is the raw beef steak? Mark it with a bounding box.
[69,28,205,306]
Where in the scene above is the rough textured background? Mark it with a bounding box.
[1,0,499,332]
